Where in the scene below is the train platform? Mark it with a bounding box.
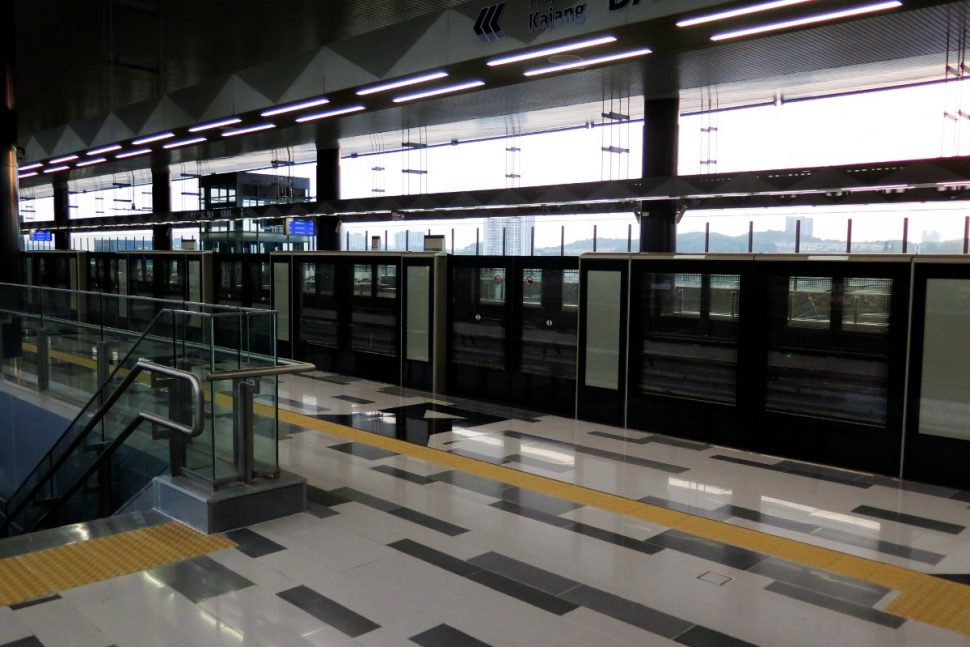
[2,369,970,645]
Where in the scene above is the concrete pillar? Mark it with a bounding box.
[152,168,172,250]
[0,8,21,283]
[52,175,70,250]
[315,147,340,251]
[640,97,680,253]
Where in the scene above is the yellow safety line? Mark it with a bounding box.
[277,407,970,636]
[0,522,233,607]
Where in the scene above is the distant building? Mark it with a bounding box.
[484,216,535,255]
[785,217,813,238]
[393,230,425,251]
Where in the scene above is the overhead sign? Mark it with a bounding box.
[30,230,52,241]
[475,3,505,42]
[287,219,315,236]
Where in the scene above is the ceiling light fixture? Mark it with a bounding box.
[43,166,70,174]
[163,136,208,149]
[356,72,449,96]
[188,117,243,132]
[132,132,176,145]
[487,35,618,66]
[76,157,107,167]
[677,0,816,27]
[710,1,902,41]
[87,144,123,156]
[523,47,652,77]
[392,80,485,103]
[19,163,42,171]
[18,172,39,179]
[49,154,79,164]
[222,123,276,137]
[295,105,367,122]
[116,148,152,159]
[260,97,329,117]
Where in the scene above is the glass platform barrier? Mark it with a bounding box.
[0,283,312,537]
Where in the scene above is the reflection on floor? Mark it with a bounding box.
[3,370,970,645]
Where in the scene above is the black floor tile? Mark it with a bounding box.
[675,625,758,647]
[330,442,397,461]
[225,528,286,559]
[813,528,945,565]
[851,504,965,535]
[566,522,665,555]
[467,551,580,595]
[278,585,380,638]
[387,507,469,536]
[147,556,254,603]
[719,505,821,534]
[648,435,711,451]
[646,530,766,571]
[503,453,574,473]
[711,455,871,489]
[765,581,905,628]
[410,624,492,647]
[749,557,890,607]
[8,593,61,611]
[431,470,512,498]
[500,487,582,516]
[306,485,350,508]
[934,573,970,585]
[489,500,575,528]
[388,538,481,577]
[306,502,339,519]
[562,584,693,638]
[333,394,375,404]
[371,464,435,485]
[450,448,507,464]
[466,569,578,615]
[328,487,399,512]
[576,445,690,474]
[0,638,44,647]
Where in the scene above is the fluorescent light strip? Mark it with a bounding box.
[357,71,449,95]
[132,132,175,145]
[76,157,107,167]
[260,97,329,117]
[711,1,902,41]
[49,154,79,164]
[295,105,367,122]
[523,47,652,77]
[19,163,42,171]
[188,117,242,132]
[393,80,485,103]
[116,148,152,159]
[43,166,70,174]
[87,144,122,155]
[18,172,39,179]
[677,0,816,27]
[222,123,276,137]
[487,35,618,66]
[163,136,207,149]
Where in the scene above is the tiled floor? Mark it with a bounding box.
[4,370,970,645]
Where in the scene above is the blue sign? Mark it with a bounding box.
[287,219,315,236]
[30,230,52,241]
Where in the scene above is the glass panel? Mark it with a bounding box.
[451,266,505,370]
[353,264,373,297]
[406,266,430,363]
[522,269,542,306]
[584,270,621,390]
[479,268,506,304]
[300,263,338,348]
[843,277,891,332]
[788,276,832,329]
[562,269,579,308]
[919,279,970,440]
[520,269,577,378]
[376,264,397,298]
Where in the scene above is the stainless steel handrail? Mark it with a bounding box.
[205,359,315,382]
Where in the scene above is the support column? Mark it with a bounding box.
[152,167,171,250]
[315,147,340,251]
[0,7,21,283]
[52,174,70,250]
[640,97,680,253]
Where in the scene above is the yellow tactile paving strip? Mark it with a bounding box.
[0,522,233,607]
[277,407,970,637]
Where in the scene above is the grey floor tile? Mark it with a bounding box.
[278,585,380,638]
[646,530,766,571]
[500,487,582,516]
[225,528,287,558]
[562,585,694,638]
[465,570,578,615]
[851,504,965,535]
[371,464,435,485]
[388,539,481,577]
[410,624,492,647]
[330,442,397,461]
[675,625,758,647]
[467,551,580,595]
[765,581,905,628]
[748,557,890,607]
[387,507,469,536]
[147,555,254,603]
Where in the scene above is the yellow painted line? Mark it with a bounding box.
[0,522,233,607]
[277,407,970,636]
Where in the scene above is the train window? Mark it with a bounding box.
[353,264,373,297]
[842,277,891,333]
[562,270,579,309]
[376,265,397,298]
[710,274,741,321]
[787,276,832,329]
[479,268,506,304]
[522,269,542,306]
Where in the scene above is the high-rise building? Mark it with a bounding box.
[483,216,536,255]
